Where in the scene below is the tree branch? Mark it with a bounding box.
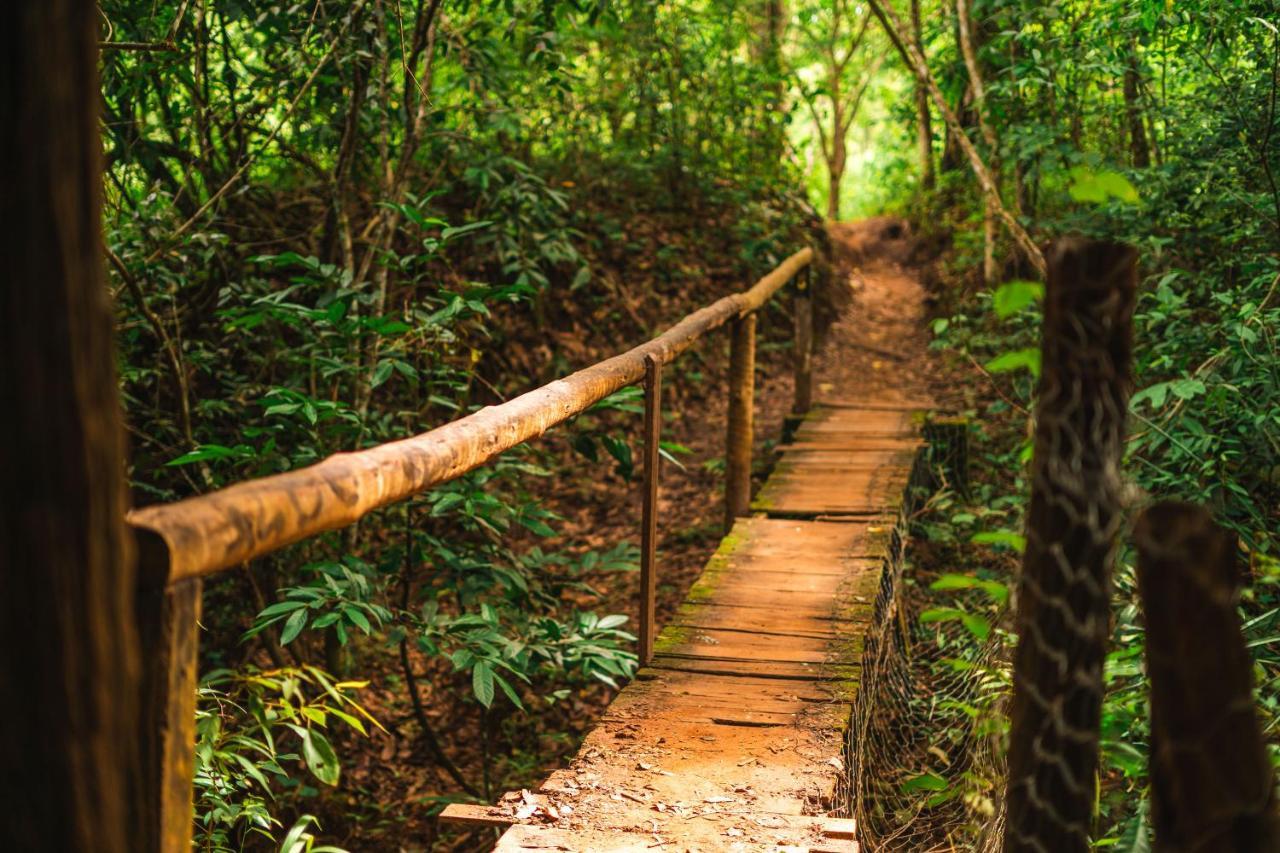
[867,0,1046,276]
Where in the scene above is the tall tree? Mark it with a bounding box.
[955,0,1000,283]
[794,0,884,219]
[0,1,142,851]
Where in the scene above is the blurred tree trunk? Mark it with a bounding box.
[1134,503,1280,852]
[911,0,935,189]
[828,92,846,219]
[0,1,142,851]
[760,0,788,165]
[1124,40,1151,168]
[956,0,999,284]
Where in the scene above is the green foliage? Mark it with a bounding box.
[919,16,1280,817]
[193,666,379,851]
[102,0,814,846]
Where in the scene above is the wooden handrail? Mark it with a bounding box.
[128,247,813,583]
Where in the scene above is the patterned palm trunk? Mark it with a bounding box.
[1003,239,1136,853]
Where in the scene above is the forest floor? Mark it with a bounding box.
[318,217,950,851]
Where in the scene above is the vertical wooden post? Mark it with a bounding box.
[1003,240,1136,853]
[1134,502,1280,851]
[725,313,756,534]
[134,529,201,853]
[792,267,814,416]
[639,354,662,666]
[1,2,142,850]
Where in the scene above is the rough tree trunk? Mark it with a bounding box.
[0,1,142,850]
[1003,240,1136,853]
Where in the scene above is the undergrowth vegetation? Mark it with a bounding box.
[858,2,1280,847]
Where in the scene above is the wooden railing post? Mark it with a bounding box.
[1003,240,1136,853]
[792,267,814,416]
[725,313,756,534]
[639,354,662,666]
[1134,502,1280,851]
[134,528,200,853]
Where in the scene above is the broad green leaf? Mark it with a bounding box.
[343,605,372,634]
[971,530,1027,553]
[1068,167,1139,205]
[166,444,252,466]
[993,281,1044,319]
[961,613,991,640]
[256,600,309,619]
[900,772,948,793]
[494,673,524,710]
[370,361,394,389]
[985,348,1041,379]
[280,608,309,645]
[299,728,340,786]
[929,574,1010,605]
[472,660,495,708]
[441,220,493,241]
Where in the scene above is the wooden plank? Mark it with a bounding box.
[438,803,515,828]
[645,655,859,681]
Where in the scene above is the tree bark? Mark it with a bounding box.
[0,2,142,850]
[910,0,935,189]
[1124,40,1151,168]
[827,91,846,220]
[1003,240,1136,853]
[956,0,999,283]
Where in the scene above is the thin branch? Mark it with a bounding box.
[107,247,195,446]
[398,507,482,799]
[867,0,1047,276]
[144,0,369,262]
[99,0,192,51]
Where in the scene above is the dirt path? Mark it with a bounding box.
[818,218,936,407]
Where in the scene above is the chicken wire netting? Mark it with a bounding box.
[845,462,1009,851]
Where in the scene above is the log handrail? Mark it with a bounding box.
[128,247,813,583]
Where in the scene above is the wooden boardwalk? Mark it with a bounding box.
[443,401,929,851]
